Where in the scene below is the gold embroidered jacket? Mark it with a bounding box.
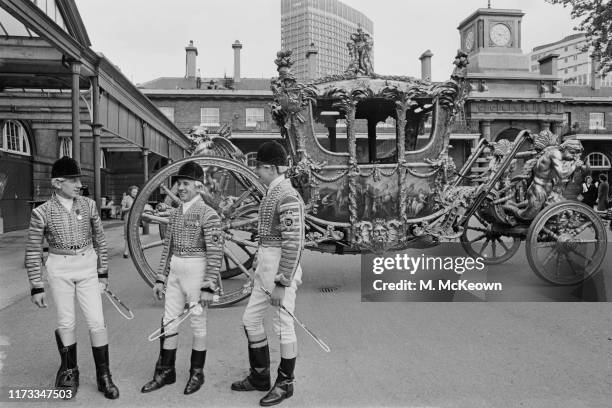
[258,177,305,286]
[157,198,224,291]
[25,195,108,291]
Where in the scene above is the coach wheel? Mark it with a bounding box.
[460,211,521,264]
[128,156,265,307]
[526,201,607,286]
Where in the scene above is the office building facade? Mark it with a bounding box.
[281,0,374,80]
[528,33,612,86]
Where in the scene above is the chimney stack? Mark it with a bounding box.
[591,55,602,90]
[419,50,433,81]
[538,53,559,76]
[305,43,319,80]
[185,40,198,78]
[232,40,242,83]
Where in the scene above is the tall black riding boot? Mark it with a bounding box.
[184,350,206,395]
[92,345,120,399]
[141,348,176,393]
[54,330,79,399]
[141,332,177,393]
[259,358,295,407]
[231,344,271,391]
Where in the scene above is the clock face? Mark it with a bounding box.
[464,31,474,51]
[490,23,511,46]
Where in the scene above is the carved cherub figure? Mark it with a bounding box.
[507,131,584,220]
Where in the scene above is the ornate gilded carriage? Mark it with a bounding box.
[268,40,473,254]
[128,32,607,306]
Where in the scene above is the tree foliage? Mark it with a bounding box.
[546,0,612,75]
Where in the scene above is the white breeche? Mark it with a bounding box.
[242,246,302,344]
[162,256,208,339]
[46,247,106,342]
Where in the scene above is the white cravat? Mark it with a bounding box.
[56,194,74,212]
[182,194,202,214]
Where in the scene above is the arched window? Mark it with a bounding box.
[587,152,611,170]
[59,136,72,158]
[1,120,31,156]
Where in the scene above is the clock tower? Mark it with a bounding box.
[458,8,529,73]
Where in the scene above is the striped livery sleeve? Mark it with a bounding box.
[275,194,304,287]
[157,209,175,283]
[88,199,109,277]
[201,208,224,291]
[25,207,46,292]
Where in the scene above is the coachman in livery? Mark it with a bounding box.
[25,156,119,400]
[141,161,224,395]
[231,141,305,406]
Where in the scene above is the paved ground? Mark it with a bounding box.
[1,224,612,407]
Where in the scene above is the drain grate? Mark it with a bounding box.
[319,286,339,294]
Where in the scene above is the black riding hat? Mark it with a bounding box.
[175,162,204,182]
[256,141,287,166]
[52,156,82,178]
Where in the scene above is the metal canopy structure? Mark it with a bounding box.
[0,0,190,207]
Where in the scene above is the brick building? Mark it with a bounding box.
[558,86,612,179]
[139,40,406,166]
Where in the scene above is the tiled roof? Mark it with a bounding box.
[137,76,272,91]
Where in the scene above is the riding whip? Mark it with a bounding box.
[261,286,331,352]
[103,288,135,320]
[148,302,204,342]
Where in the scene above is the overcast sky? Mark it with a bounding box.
[76,0,578,84]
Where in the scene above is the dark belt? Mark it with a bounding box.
[48,244,94,256]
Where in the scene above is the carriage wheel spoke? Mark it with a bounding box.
[481,238,491,255]
[564,253,583,276]
[554,253,563,277]
[141,213,169,225]
[566,246,593,264]
[496,238,510,252]
[491,239,497,257]
[226,233,259,248]
[535,242,557,248]
[468,233,486,244]
[573,221,594,235]
[540,247,557,267]
[467,226,488,233]
[142,240,163,250]
[541,227,560,241]
[474,212,487,227]
[228,186,259,214]
[224,248,252,279]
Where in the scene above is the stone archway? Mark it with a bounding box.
[494,127,522,142]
